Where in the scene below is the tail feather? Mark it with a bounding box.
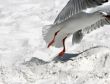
[42,24,64,48]
[42,25,53,44]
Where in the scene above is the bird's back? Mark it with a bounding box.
[55,12,104,34]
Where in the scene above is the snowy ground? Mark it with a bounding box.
[0,0,110,84]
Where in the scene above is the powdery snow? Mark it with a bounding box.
[0,0,110,84]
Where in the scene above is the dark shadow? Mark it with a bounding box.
[23,45,110,66]
[52,53,79,62]
[52,45,110,62]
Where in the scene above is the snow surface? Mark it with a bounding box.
[0,0,110,84]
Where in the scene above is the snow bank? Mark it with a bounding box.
[0,0,110,84]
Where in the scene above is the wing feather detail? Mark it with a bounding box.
[54,0,107,24]
[82,18,110,34]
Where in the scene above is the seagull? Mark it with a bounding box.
[42,0,110,57]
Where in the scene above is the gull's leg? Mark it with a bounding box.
[48,30,60,48]
[58,36,68,57]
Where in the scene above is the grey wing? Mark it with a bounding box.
[72,30,84,45]
[72,17,110,45]
[82,17,110,34]
[54,0,108,24]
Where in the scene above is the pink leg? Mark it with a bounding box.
[58,36,68,57]
[47,30,60,48]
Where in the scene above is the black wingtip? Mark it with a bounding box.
[102,0,108,3]
[95,0,108,5]
[105,15,110,19]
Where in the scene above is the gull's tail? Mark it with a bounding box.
[42,24,66,48]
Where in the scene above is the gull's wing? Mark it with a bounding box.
[54,0,108,24]
[72,15,110,45]
[82,17,110,34]
[72,4,110,45]
[72,30,84,45]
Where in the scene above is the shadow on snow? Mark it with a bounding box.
[52,45,110,62]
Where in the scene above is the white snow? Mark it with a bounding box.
[0,0,110,84]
